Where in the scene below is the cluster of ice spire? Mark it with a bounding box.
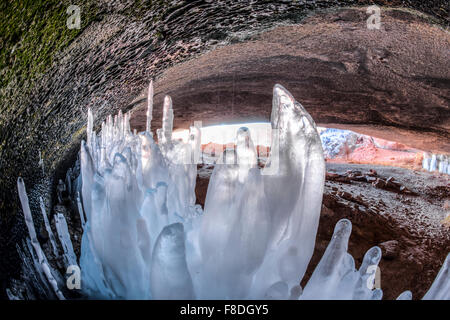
[76,83,328,299]
[422,153,450,175]
[14,83,449,300]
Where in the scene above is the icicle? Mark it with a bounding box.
[17,178,65,300]
[236,127,257,183]
[76,192,86,228]
[300,220,383,300]
[189,123,201,166]
[39,197,58,257]
[430,154,437,171]
[251,84,326,297]
[300,219,353,299]
[161,95,173,144]
[422,152,431,171]
[438,155,448,174]
[124,111,131,137]
[146,80,154,133]
[150,223,195,299]
[21,239,55,298]
[55,213,78,268]
[397,290,412,300]
[87,108,94,152]
[80,140,95,222]
[73,82,449,301]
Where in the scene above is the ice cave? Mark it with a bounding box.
[0,1,449,304]
[9,83,450,300]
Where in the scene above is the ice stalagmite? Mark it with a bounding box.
[39,197,58,257]
[236,127,258,182]
[199,141,269,298]
[78,95,201,299]
[76,192,86,228]
[55,213,78,268]
[430,154,437,172]
[423,253,450,300]
[422,153,431,171]
[397,290,413,300]
[77,83,327,300]
[138,132,169,190]
[250,84,325,297]
[72,82,449,300]
[301,219,382,300]
[438,155,448,174]
[157,98,202,221]
[80,140,95,221]
[87,108,94,153]
[157,95,173,146]
[146,80,154,133]
[17,178,65,300]
[422,152,449,175]
[79,176,115,299]
[98,154,148,299]
[139,183,169,260]
[150,223,195,299]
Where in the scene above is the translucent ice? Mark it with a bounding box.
[423,253,450,300]
[397,290,412,300]
[68,83,449,300]
[17,178,65,300]
[301,219,382,300]
[150,223,195,299]
[422,152,449,175]
[39,197,58,257]
[12,82,450,300]
[54,213,78,268]
[250,85,325,297]
[146,80,154,133]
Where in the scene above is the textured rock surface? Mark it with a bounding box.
[130,8,450,154]
[0,1,449,298]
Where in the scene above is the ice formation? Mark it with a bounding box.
[39,197,58,257]
[300,219,385,300]
[73,83,325,299]
[17,178,66,300]
[422,153,450,174]
[423,253,450,300]
[13,83,450,300]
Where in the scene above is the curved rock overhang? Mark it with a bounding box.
[0,1,449,298]
[130,9,450,153]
